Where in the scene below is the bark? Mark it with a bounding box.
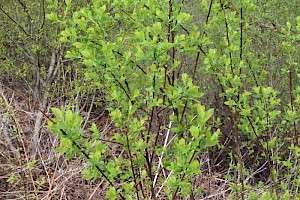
[32,47,59,152]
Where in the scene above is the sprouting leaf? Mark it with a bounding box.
[106,187,118,200]
[177,13,192,24]
[82,59,95,67]
[204,108,214,122]
[80,49,94,59]
[133,88,140,99]
[240,108,252,116]
[123,182,135,192]
[182,73,188,85]
[190,125,199,138]
[89,123,100,137]
[46,12,58,21]
[95,141,103,152]
[206,130,220,147]
[152,22,162,33]
[65,109,73,124]
[51,107,63,119]
[196,104,205,118]
[72,42,84,49]
[65,0,71,7]
[287,21,292,30]
[61,138,72,148]
[224,99,237,106]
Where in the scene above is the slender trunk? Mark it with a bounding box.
[32,48,58,152]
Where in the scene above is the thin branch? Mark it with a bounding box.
[39,0,46,31]
[124,128,140,200]
[206,0,214,24]
[289,60,298,146]
[219,0,234,75]
[239,6,243,75]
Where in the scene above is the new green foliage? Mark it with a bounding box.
[47,0,219,199]
[45,0,300,199]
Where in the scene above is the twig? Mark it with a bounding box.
[153,120,173,188]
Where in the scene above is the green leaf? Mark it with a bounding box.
[82,169,94,180]
[123,182,135,192]
[46,12,58,21]
[106,187,118,200]
[196,104,205,118]
[95,141,103,152]
[51,107,63,119]
[82,59,95,67]
[65,109,73,123]
[240,108,252,116]
[287,21,292,30]
[224,99,237,106]
[61,138,72,148]
[89,123,100,138]
[190,125,199,138]
[206,130,220,147]
[92,151,101,161]
[80,49,94,59]
[72,42,84,49]
[182,73,188,85]
[135,48,144,61]
[204,108,214,122]
[133,88,140,99]
[65,0,71,6]
[177,13,192,24]
[152,22,162,33]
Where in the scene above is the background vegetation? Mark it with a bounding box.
[1,0,300,199]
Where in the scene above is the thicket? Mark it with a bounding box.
[1,0,300,199]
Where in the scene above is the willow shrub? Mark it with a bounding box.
[47,0,219,199]
[47,0,300,199]
[202,1,300,199]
